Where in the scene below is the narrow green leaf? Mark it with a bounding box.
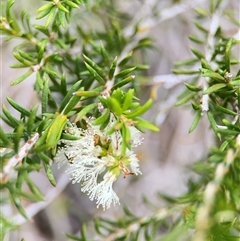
[13,124,24,152]
[111,75,135,91]
[43,67,61,78]
[65,1,79,8]
[37,3,53,12]
[172,69,199,75]
[27,106,39,134]
[111,88,122,100]
[36,6,53,19]
[122,124,131,146]
[25,175,44,201]
[118,51,133,66]
[46,113,67,147]
[107,97,122,116]
[210,101,237,116]
[0,126,11,145]
[75,103,97,121]
[230,59,240,65]
[36,72,44,89]
[191,48,205,59]
[11,194,28,219]
[35,119,52,148]
[81,223,88,241]
[65,233,82,241]
[222,119,240,131]
[125,99,153,118]
[92,110,110,125]
[10,63,26,68]
[194,21,208,33]
[37,40,47,63]
[121,125,129,154]
[188,35,204,44]
[230,79,240,86]
[122,89,134,111]
[115,67,136,78]
[60,73,67,94]
[11,69,33,85]
[191,102,201,110]
[100,42,109,64]
[42,78,49,113]
[217,128,239,135]
[33,24,50,36]
[203,83,227,94]
[56,9,66,28]
[189,110,201,133]
[57,3,69,13]
[7,97,31,116]
[201,69,225,82]
[0,113,14,128]
[135,117,160,132]
[184,83,202,92]
[59,80,82,112]
[74,90,100,97]
[12,52,32,66]
[108,56,118,80]
[201,59,213,70]
[45,7,56,27]
[18,50,34,62]
[99,114,110,130]
[6,1,20,32]
[174,58,199,66]
[175,92,195,106]
[195,8,209,16]
[6,0,15,21]
[63,95,81,115]
[84,62,106,85]
[43,161,57,187]
[2,105,21,127]
[225,38,233,72]
[107,121,122,135]
[207,111,221,139]
[83,55,105,79]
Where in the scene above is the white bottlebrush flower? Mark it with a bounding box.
[89,171,119,210]
[55,115,143,210]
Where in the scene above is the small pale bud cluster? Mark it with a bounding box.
[55,115,143,210]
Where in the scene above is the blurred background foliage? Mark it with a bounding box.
[0,0,240,240]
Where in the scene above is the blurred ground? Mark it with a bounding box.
[1,0,239,240]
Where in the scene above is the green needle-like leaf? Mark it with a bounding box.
[7,97,31,117]
[41,159,56,187]
[203,83,227,94]
[108,56,118,80]
[42,78,49,113]
[189,110,202,133]
[84,62,106,85]
[75,103,97,121]
[45,7,56,27]
[125,99,153,118]
[92,109,110,125]
[225,38,233,72]
[107,97,122,116]
[0,125,11,146]
[11,69,33,85]
[59,80,82,113]
[122,89,134,111]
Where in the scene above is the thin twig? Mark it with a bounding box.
[200,0,228,112]
[101,208,171,241]
[0,133,39,182]
[193,148,236,241]
[119,0,208,64]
